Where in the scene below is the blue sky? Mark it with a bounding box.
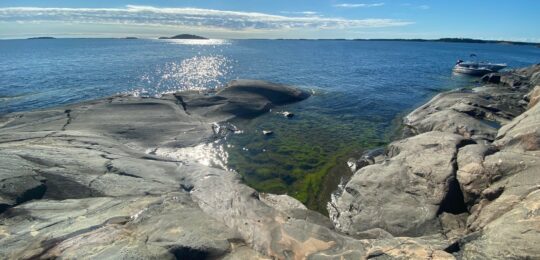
[0,1,539,41]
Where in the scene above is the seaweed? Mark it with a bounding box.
[225,109,391,214]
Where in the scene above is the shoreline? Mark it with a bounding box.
[3,37,539,46]
[329,64,540,257]
[1,65,539,258]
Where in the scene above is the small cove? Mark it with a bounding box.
[1,38,539,213]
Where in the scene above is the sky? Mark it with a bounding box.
[0,1,539,41]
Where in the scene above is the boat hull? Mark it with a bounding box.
[452,66,494,76]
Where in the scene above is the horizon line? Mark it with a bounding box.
[2,36,539,44]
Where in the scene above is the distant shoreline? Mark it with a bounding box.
[272,38,540,46]
[6,37,539,45]
[27,36,56,40]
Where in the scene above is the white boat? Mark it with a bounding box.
[452,54,507,76]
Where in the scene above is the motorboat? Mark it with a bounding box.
[453,54,507,76]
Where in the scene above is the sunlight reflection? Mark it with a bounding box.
[150,142,229,170]
[163,39,231,45]
[132,55,232,97]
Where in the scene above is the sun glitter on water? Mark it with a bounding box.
[131,54,233,97]
[162,39,231,46]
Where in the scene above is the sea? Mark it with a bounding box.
[1,38,539,212]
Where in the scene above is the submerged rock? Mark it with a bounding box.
[281,111,294,118]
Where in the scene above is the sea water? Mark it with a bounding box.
[1,38,539,212]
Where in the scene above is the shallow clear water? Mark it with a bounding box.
[1,38,539,211]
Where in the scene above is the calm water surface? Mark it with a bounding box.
[1,39,539,211]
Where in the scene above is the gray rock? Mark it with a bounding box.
[360,234,455,259]
[481,73,501,84]
[0,153,46,212]
[0,80,455,259]
[439,212,468,241]
[456,144,496,207]
[0,193,239,259]
[2,80,378,259]
[355,147,386,170]
[329,64,540,258]
[461,150,540,259]
[218,79,310,105]
[3,64,540,259]
[500,74,525,87]
[174,79,309,121]
[346,147,386,173]
[494,96,540,151]
[525,85,540,109]
[329,131,469,237]
[404,91,502,141]
[404,77,537,142]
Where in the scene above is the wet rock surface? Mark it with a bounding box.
[330,65,540,259]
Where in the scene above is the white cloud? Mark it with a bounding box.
[0,5,411,31]
[280,11,319,16]
[333,3,385,8]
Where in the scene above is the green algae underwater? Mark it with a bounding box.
[225,100,398,215]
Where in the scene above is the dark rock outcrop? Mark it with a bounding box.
[175,79,310,120]
[481,73,501,84]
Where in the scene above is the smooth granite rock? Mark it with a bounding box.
[0,80,454,259]
[3,81,370,259]
[460,150,540,259]
[456,144,497,207]
[404,91,504,141]
[174,79,310,121]
[0,153,47,212]
[404,67,538,142]
[329,131,469,237]
[494,95,540,152]
[525,85,540,108]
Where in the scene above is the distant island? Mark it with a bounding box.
[354,37,539,46]
[158,34,208,40]
[268,37,539,46]
[27,37,55,40]
[124,37,138,40]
